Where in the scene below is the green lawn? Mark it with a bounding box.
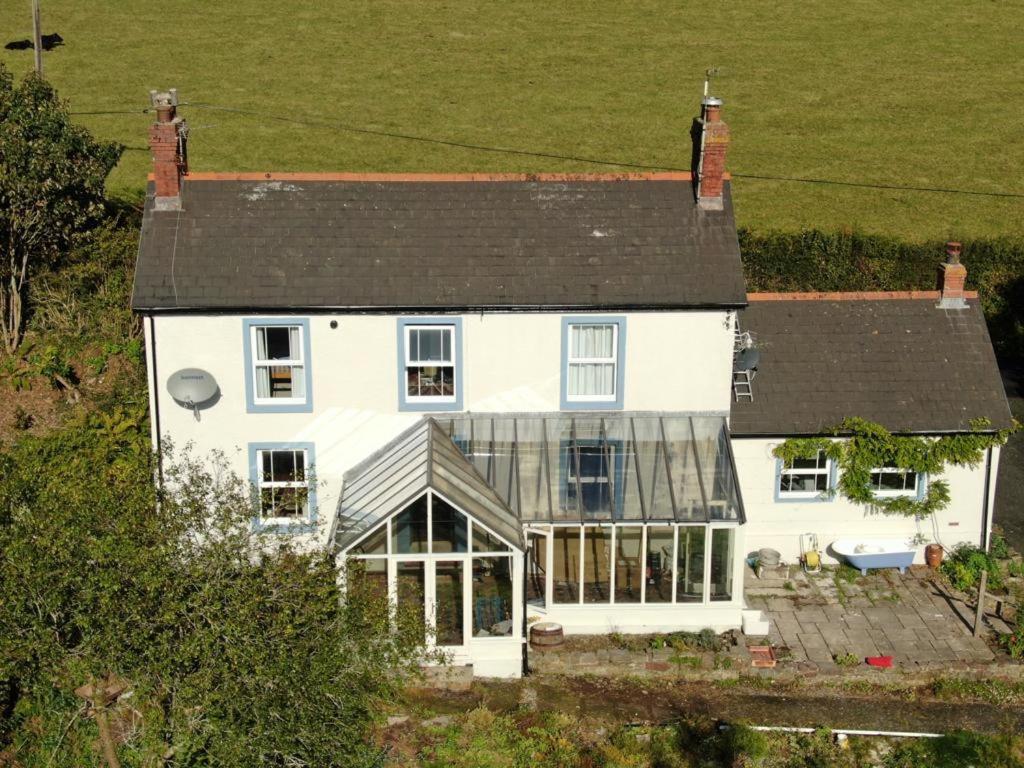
[3,0,1022,238]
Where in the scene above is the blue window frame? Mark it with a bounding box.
[774,449,837,503]
[242,318,313,413]
[559,439,626,519]
[248,441,318,533]
[560,316,626,410]
[397,317,463,412]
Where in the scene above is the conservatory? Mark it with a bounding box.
[334,414,746,677]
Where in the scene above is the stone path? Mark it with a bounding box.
[744,564,999,671]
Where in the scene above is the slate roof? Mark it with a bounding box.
[131,174,747,311]
[729,298,1013,435]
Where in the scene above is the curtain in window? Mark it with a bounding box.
[568,363,615,396]
[571,325,614,358]
[255,329,271,398]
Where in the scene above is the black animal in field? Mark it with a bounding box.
[5,33,63,51]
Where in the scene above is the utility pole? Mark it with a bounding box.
[31,0,43,75]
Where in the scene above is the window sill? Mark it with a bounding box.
[247,401,313,415]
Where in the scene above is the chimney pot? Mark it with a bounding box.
[945,240,962,264]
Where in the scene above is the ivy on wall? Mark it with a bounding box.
[772,417,1018,518]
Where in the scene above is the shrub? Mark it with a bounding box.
[989,532,1012,560]
[0,425,425,767]
[940,544,1003,591]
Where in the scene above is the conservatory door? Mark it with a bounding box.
[430,559,466,650]
[395,559,467,651]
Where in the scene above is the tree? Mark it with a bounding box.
[0,64,121,353]
[0,419,426,767]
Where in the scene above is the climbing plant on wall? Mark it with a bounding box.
[772,417,1017,518]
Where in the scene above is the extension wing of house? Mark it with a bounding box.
[133,92,1012,678]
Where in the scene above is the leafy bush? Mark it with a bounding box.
[940,543,1003,592]
[0,424,425,767]
[989,532,1012,560]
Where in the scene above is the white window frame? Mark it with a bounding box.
[250,324,307,406]
[778,449,832,499]
[566,322,619,403]
[404,324,457,404]
[256,448,311,525]
[869,467,920,498]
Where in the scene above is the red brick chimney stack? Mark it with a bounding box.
[937,241,968,309]
[697,96,730,211]
[148,89,188,208]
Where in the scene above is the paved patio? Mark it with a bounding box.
[744,564,1003,671]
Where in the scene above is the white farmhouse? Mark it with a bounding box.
[133,92,1012,678]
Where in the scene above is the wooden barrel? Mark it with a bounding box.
[529,622,564,648]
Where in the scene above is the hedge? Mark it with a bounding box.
[738,229,1024,364]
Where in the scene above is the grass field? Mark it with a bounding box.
[2,0,1022,238]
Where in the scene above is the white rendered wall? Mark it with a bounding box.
[732,437,998,565]
[147,310,734,545]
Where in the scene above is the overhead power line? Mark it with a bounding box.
[70,101,1024,200]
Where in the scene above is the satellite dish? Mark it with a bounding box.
[167,368,219,418]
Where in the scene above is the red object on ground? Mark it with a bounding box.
[866,655,893,668]
[749,646,777,668]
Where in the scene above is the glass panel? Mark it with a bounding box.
[570,444,615,521]
[645,526,674,603]
[392,496,428,554]
[271,487,301,518]
[880,471,906,491]
[710,528,735,602]
[351,524,388,555]
[568,363,615,397]
[346,557,388,605]
[632,417,674,521]
[431,495,467,553]
[582,526,611,604]
[614,526,643,603]
[552,527,581,604]
[491,419,517,512]
[266,365,295,398]
[472,522,512,553]
[271,450,297,483]
[526,533,547,608]
[434,560,464,646]
[516,418,551,522]
[261,450,273,482]
[662,417,706,521]
[262,326,294,360]
[396,561,426,644]
[548,418,578,522]
[676,527,706,603]
[692,418,740,521]
[604,418,643,521]
[473,557,513,637]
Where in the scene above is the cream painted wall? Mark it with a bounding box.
[732,437,999,565]
[147,310,734,544]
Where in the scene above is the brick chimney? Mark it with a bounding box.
[148,89,188,208]
[937,241,968,309]
[696,96,730,210]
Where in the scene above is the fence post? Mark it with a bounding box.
[973,569,988,638]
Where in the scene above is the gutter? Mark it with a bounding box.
[131,301,751,315]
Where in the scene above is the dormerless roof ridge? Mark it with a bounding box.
[748,290,980,301]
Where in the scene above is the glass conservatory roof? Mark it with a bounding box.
[334,419,525,553]
[334,413,744,552]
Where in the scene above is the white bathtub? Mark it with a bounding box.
[831,538,917,575]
